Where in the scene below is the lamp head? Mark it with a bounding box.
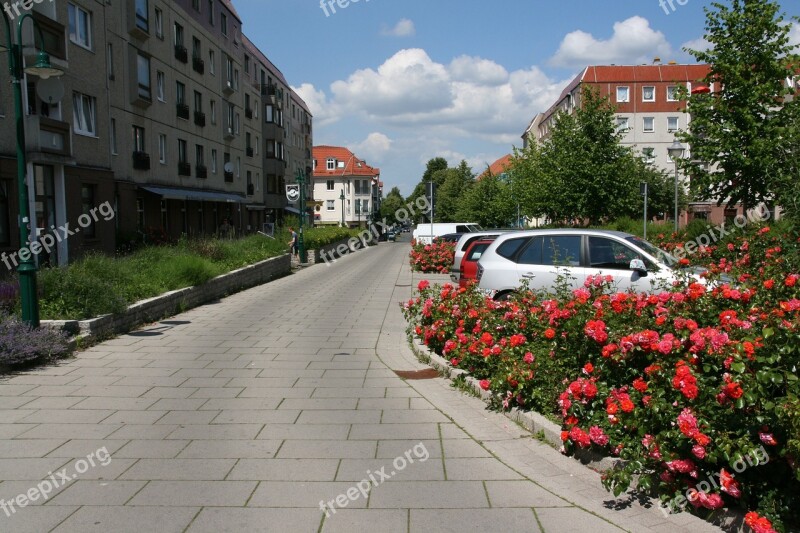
[25,51,64,79]
[667,139,685,159]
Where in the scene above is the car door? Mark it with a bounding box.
[515,235,584,292]
[585,236,652,291]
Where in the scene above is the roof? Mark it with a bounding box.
[478,154,513,180]
[219,0,241,22]
[312,146,380,178]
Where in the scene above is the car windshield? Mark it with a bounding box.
[625,236,679,268]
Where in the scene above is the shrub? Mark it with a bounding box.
[409,239,455,273]
[0,312,70,366]
[0,280,18,314]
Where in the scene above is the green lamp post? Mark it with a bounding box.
[295,168,307,263]
[2,11,65,327]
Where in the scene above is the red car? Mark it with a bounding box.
[459,238,496,288]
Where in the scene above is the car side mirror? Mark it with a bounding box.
[629,258,647,274]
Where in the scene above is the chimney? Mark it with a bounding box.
[653,57,661,65]
[668,60,677,65]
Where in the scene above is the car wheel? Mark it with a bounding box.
[493,291,515,302]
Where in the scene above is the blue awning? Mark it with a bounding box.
[141,185,246,203]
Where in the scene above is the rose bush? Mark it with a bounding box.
[403,225,799,532]
[409,238,456,273]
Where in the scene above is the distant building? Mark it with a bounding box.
[312,147,380,228]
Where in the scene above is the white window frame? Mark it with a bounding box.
[154,7,163,38]
[326,158,335,170]
[209,49,215,75]
[68,3,92,50]
[642,86,655,102]
[210,99,216,124]
[326,200,335,211]
[156,71,165,102]
[666,85,679,101]
[616,86,629,103]
[643,117,655,133]
[211,149,217,173]
[667,116,679,133]
[642,147,655,162]
[615,117,629,132]
[72,92,97,136]
[326,180,334,191]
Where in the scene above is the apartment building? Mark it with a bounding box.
[0,0,311,266]
[312,146,380,228]
[522,62,747,225]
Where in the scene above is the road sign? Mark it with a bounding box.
[286,184,300,202]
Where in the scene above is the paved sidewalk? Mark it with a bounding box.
[0,239,723,532]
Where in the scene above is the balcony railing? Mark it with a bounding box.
[222,78,234,94]
[192,56,204,74]
[132,151,151,170]
[245,107,253,119]
[224,170,234,182]
[178,161,191,176]
[24,116,72,158]
[194,111,206,127]
[223,127,235,140]
[174,44,188,63]
[176,103,190,119]
[246,146,253,157]
[196,165,208,179]
[247,183,254,196]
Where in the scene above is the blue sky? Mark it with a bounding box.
[237,0,800,196]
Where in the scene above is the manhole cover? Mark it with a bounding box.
[393,368,439,380]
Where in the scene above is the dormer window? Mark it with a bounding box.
[326,158,335,170]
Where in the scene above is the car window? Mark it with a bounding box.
[456,225,470,233]
[466,242,491,261]
[543,236,581,266]
[589,236,653,270]
[496,237,529,260]
[466,224,483,232]
[516,236,544,265]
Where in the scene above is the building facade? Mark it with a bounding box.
[0,0,311,270]
[312,146,380,228]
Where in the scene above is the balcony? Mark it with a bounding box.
[132,151,151,170]
[245,107,253,119]
[246,146,253,157]
[192,56,204,74]
[224,170,234,182]
[174,44,188,63]
[24,116,72,162]
[196,165,208,179]
[223,127,235,140]
[194,111,206,127]
[247,183,254,196]
[176,103,190,120]
[178,161,191,176]
[222,78,234,94]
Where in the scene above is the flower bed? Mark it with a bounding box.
[409,238,455,273]
[402,226,799,532]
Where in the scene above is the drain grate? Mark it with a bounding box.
[393,368,440,380]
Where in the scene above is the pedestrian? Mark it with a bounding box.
[218,217,233,239]
[287,226,298,257]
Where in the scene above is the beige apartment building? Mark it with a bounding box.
[0,0,311,267]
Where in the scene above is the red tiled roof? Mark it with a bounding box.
[312,146,380,178]
[478,154,512,179]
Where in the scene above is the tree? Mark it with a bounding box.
[455,172,516,228]
[679,0,800,214]
[435,161,475,222]
[509,88,641,225]
[407,157,449,222]
[380,186,405,225]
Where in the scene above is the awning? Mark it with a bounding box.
[141,185,246,203]
[284,206,301,214]
[246,204,266,211]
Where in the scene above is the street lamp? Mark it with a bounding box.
[339,189,345,227]
[2,11,65,327]
[295,169,307,263]
[667,139,686,232]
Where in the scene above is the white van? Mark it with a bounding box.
[412,223,482,245]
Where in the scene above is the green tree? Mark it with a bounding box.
[380,186,405,225]
[407,157,449,222]
[455,172,516,228]
[435,161,475,222]
[509,88,640,225]
[679,0,800,214]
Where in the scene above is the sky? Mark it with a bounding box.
[236,0,800,197]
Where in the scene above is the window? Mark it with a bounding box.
[255,136,258,155]
[265,140,275,158]
[543,236,581,266]
[68,3,92,49]
[326,158,335,170]
[195,144,204,167]
[192,0,200,11]
[234,113,240,134]
[246,170,252,189]
[616,86,629,102]
[107,43,113,78]
[220,13,227,36]
[158,133,166,163]
[135,0,148,32]
[616,117,629,132]
[326,200,335,211]
[236,156,240,177]
[244,54,250,74]
[154,8,163,38]
[211,149,217,173]
[194,90,202,112]
[209,50,215,75]
[226,102,234,132]
[224,55,233,87]
[81,185,96,238]
[668,116,679,132]
[208,0,214,24]
[588,237,642,269]
[133,125,145,152]
[642,147,655,162]
[517,237,544,265]
[137,52,151,99]
[192,36,201,58]
[72,92,96,136]
[667,85,679,101]
[326,180,334,191]
[265,104,274,123]
[174,22,184,47]
[110,118,117,154]
[176,81,185,106]
[178,139,187,164]
[643,116,654,132]
[156,71,165,101]
[210,99,216,124]
[642,86,655,102]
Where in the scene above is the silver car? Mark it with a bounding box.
[476,229,686,299]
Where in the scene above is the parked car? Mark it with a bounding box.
[435,233,465,244]
[458,238,497,288]
[387,230,396,241]
[413,223,482,244]
[450,230,515,283]
[477,229,693,300]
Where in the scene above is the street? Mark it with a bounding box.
[0,239,723,532]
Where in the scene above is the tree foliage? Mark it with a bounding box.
[380,186,406,225]
[455,172,516,228]
[679,0,800,214]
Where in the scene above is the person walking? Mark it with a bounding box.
[287,226,298,258]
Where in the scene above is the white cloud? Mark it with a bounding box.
[789,23,800,47]
[381,18,415,37]
[292,82,341,126]
[681,37,712,55]
[351,132,393,163]
[449,55,508,85]
[549,16,672,68]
